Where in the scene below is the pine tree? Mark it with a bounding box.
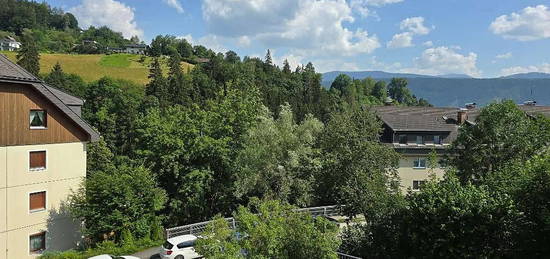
[282,59,291,74]
[48,62,65,84]
[17,31,40,76]
[167,53,188,105]
[145,57,167,102]
[264,49,273,66]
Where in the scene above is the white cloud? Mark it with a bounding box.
[180,34,228,53]
[364,0,404,7]
[490,5,550,41]
[387,32,413,48]
[70,0,143,39]
[400,16,431,35]
[164,0,184,13]
[500,63,550,76]
[387,16,432,48]
[495,52,512,59]
[401,46,480,77]
[202,0,380,57]
[422,41,433,47]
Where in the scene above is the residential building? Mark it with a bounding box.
[0,55,99,259]
[373,103,550,192]
[108,44,148,55]
[0,37,21,52]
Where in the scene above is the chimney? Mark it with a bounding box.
[465,102,477,109]
[457,108,468,125]
[523,100,536,106]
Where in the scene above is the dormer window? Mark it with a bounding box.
[416,135,424,145]
[30,110,47,129]
[434,135,441,144]
[398,135,407,144]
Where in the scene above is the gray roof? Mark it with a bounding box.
[373,105,550,132]
[0,54,99,142]
[372,106,460,132]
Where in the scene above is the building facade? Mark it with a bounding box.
[0,55,99,259]
[374,104,550,192]
[0,37,21,52]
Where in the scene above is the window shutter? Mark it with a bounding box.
[30,151,46,169]
[30,192,46,211]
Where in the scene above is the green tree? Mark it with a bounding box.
[196,199,340,259]
[145,57,167,104]
[449,100,550,183]
[388,78,416,105]
[234,104,324,206]
[264,49,273,66]
[16,30,40,76]
[317,107,401,219]
[282,59,291,74]
[68,165,167,244]
[372,80,387,101]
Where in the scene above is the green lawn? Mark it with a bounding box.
[0,52,193,85]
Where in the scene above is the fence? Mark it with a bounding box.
[166,205,342,238]
[164,205,362,258]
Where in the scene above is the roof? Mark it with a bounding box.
[125,44,147,48]
[372,106,459,132]
[0,54,99,142]
[167,234,197,244]
[373,104,550,132]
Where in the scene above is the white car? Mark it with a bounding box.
[160,234,202,259]
[88,255,139,259]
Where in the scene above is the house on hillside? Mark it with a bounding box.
[373,103,550,192]
[0,54,99,259]
[0,36,21,51]
[123,44,147,55]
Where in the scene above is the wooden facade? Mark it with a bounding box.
[0,82,88,146]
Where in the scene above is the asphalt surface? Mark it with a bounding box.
[131,246,161,259]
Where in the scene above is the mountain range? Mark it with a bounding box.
[322,71,550,107]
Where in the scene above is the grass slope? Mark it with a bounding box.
[1,52,193,85]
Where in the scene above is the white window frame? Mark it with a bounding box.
[412,180,427,191]
[28,190,47,214]
[28,149,47,172]
[413,158,427,169]
[29,110,48,130]
[28,231,47,255]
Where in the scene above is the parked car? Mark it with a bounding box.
[160,234,202,259]
[88,255,139,259]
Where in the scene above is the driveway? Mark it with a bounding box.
[131,246,160,259]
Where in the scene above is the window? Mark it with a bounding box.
[412,180,426,191]
[29,191,46,212]
[29,232,46,253]
[29,151,46,171]
[434,135,441,145]
[416,135,424,145]
[177,240,195,249]
[413,158,427,169]
[30,110,47,129]
[398,135,407,144]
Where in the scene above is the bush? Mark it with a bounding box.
[39,238,162,259]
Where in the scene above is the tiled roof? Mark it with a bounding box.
[0,54,99,142]
[0,54,39,81]
[372,106,459,132]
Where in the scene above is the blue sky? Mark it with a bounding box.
[46,0,550,78]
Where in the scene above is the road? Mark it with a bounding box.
[131,246,160,259]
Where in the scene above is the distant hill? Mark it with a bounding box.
[322,71,550,107]
[438,73,473,79]
[501,72,550,79]
[322,71,435,83]
[1,52,194,85]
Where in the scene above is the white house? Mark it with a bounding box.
[0,37,21,51]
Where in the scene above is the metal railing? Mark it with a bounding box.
[166,205,342,238]
[337,252,363,259]
[165,205,362,258]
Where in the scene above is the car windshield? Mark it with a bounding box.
[163,241,174,249]
[111,256,125,259]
